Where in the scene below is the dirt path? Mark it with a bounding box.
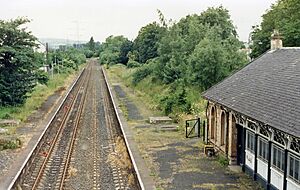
[107,71,263,190]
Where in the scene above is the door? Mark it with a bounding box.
[236,124,244,165]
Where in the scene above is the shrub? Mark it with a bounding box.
[217,154,229,166]
[127,60,141,68]
[159,85,191,115]
[84,49,94,58]
[132,65,152,85]
[0,138,21,151]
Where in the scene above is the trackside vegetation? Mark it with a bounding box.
[100,0,300,118]
[99,7,248,118]
[0,18,48,106]
[0,18,89,135]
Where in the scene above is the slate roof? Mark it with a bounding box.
[202,48,300,137]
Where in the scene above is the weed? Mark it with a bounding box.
[68,166,78,177]
[0,138,21,151]
[217,154,229,167]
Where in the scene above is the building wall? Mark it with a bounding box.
[208,102,237,164]
[206,101,300,190]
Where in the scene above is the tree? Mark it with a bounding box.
[133,22,165,63]
[198,6,237,39]
[128,6,247,115]
[87,36,95,51]
[250,0,300,58]
[188,26,247,90]
[99,35,132,65]
[155,6,243,87]
[119,39,133,64]
[0,18,47,106]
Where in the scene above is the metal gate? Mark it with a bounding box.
[185,118,205,140]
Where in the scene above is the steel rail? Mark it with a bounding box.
[31,66,90,189]
[58,65,92,189]
[92,74,99,189]
[7,68,85,190]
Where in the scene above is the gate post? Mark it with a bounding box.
[202,120,205,141]
[197,118,201,138]
[186,120,188,138]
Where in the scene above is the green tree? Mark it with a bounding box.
[250,0,300,58]
[188,27,247,90]
[198,6,237,39]
[119,39,133,64]
[155,6,242,86]
[0,18,47,106]
[87,36,95,51]
[99,35,132,65]
[133,22,165,63]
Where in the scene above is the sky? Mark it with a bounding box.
[1,0,277,42]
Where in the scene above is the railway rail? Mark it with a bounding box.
[8,61,142,190]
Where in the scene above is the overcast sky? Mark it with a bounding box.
[1,0,277,42]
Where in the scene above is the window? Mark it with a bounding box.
[288,154,300,183]
[272,145,285,172]
[246,130,255,152]
[221,112,226,145]
[258,137,269,161]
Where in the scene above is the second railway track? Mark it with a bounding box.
[9,60,141,190]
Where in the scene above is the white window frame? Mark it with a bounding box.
[258,137,269,162]
[288,153,300,184]
[246,130,255,153]
[272,144,285,172]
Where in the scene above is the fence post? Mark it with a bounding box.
[186,120,188,138]
[197,118,201,138]
[202,120,205,141]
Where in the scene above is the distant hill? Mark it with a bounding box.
[39,38,87,49]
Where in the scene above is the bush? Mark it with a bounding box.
[127,60,141,68]
[0,138,21,151]
[132,65,152,85]
[159,85,191,115]
[84,49,94,58]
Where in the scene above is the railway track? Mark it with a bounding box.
[19,64,91,190]
[9,60,141,190]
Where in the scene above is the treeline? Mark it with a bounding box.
[250,0,300,58]
[0,18,88,106]
[99,7,247,115]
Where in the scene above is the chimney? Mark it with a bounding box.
[271,29,283,50]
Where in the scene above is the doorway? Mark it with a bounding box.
[236,124,245,165]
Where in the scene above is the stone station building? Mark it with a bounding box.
[202,32,300,190]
